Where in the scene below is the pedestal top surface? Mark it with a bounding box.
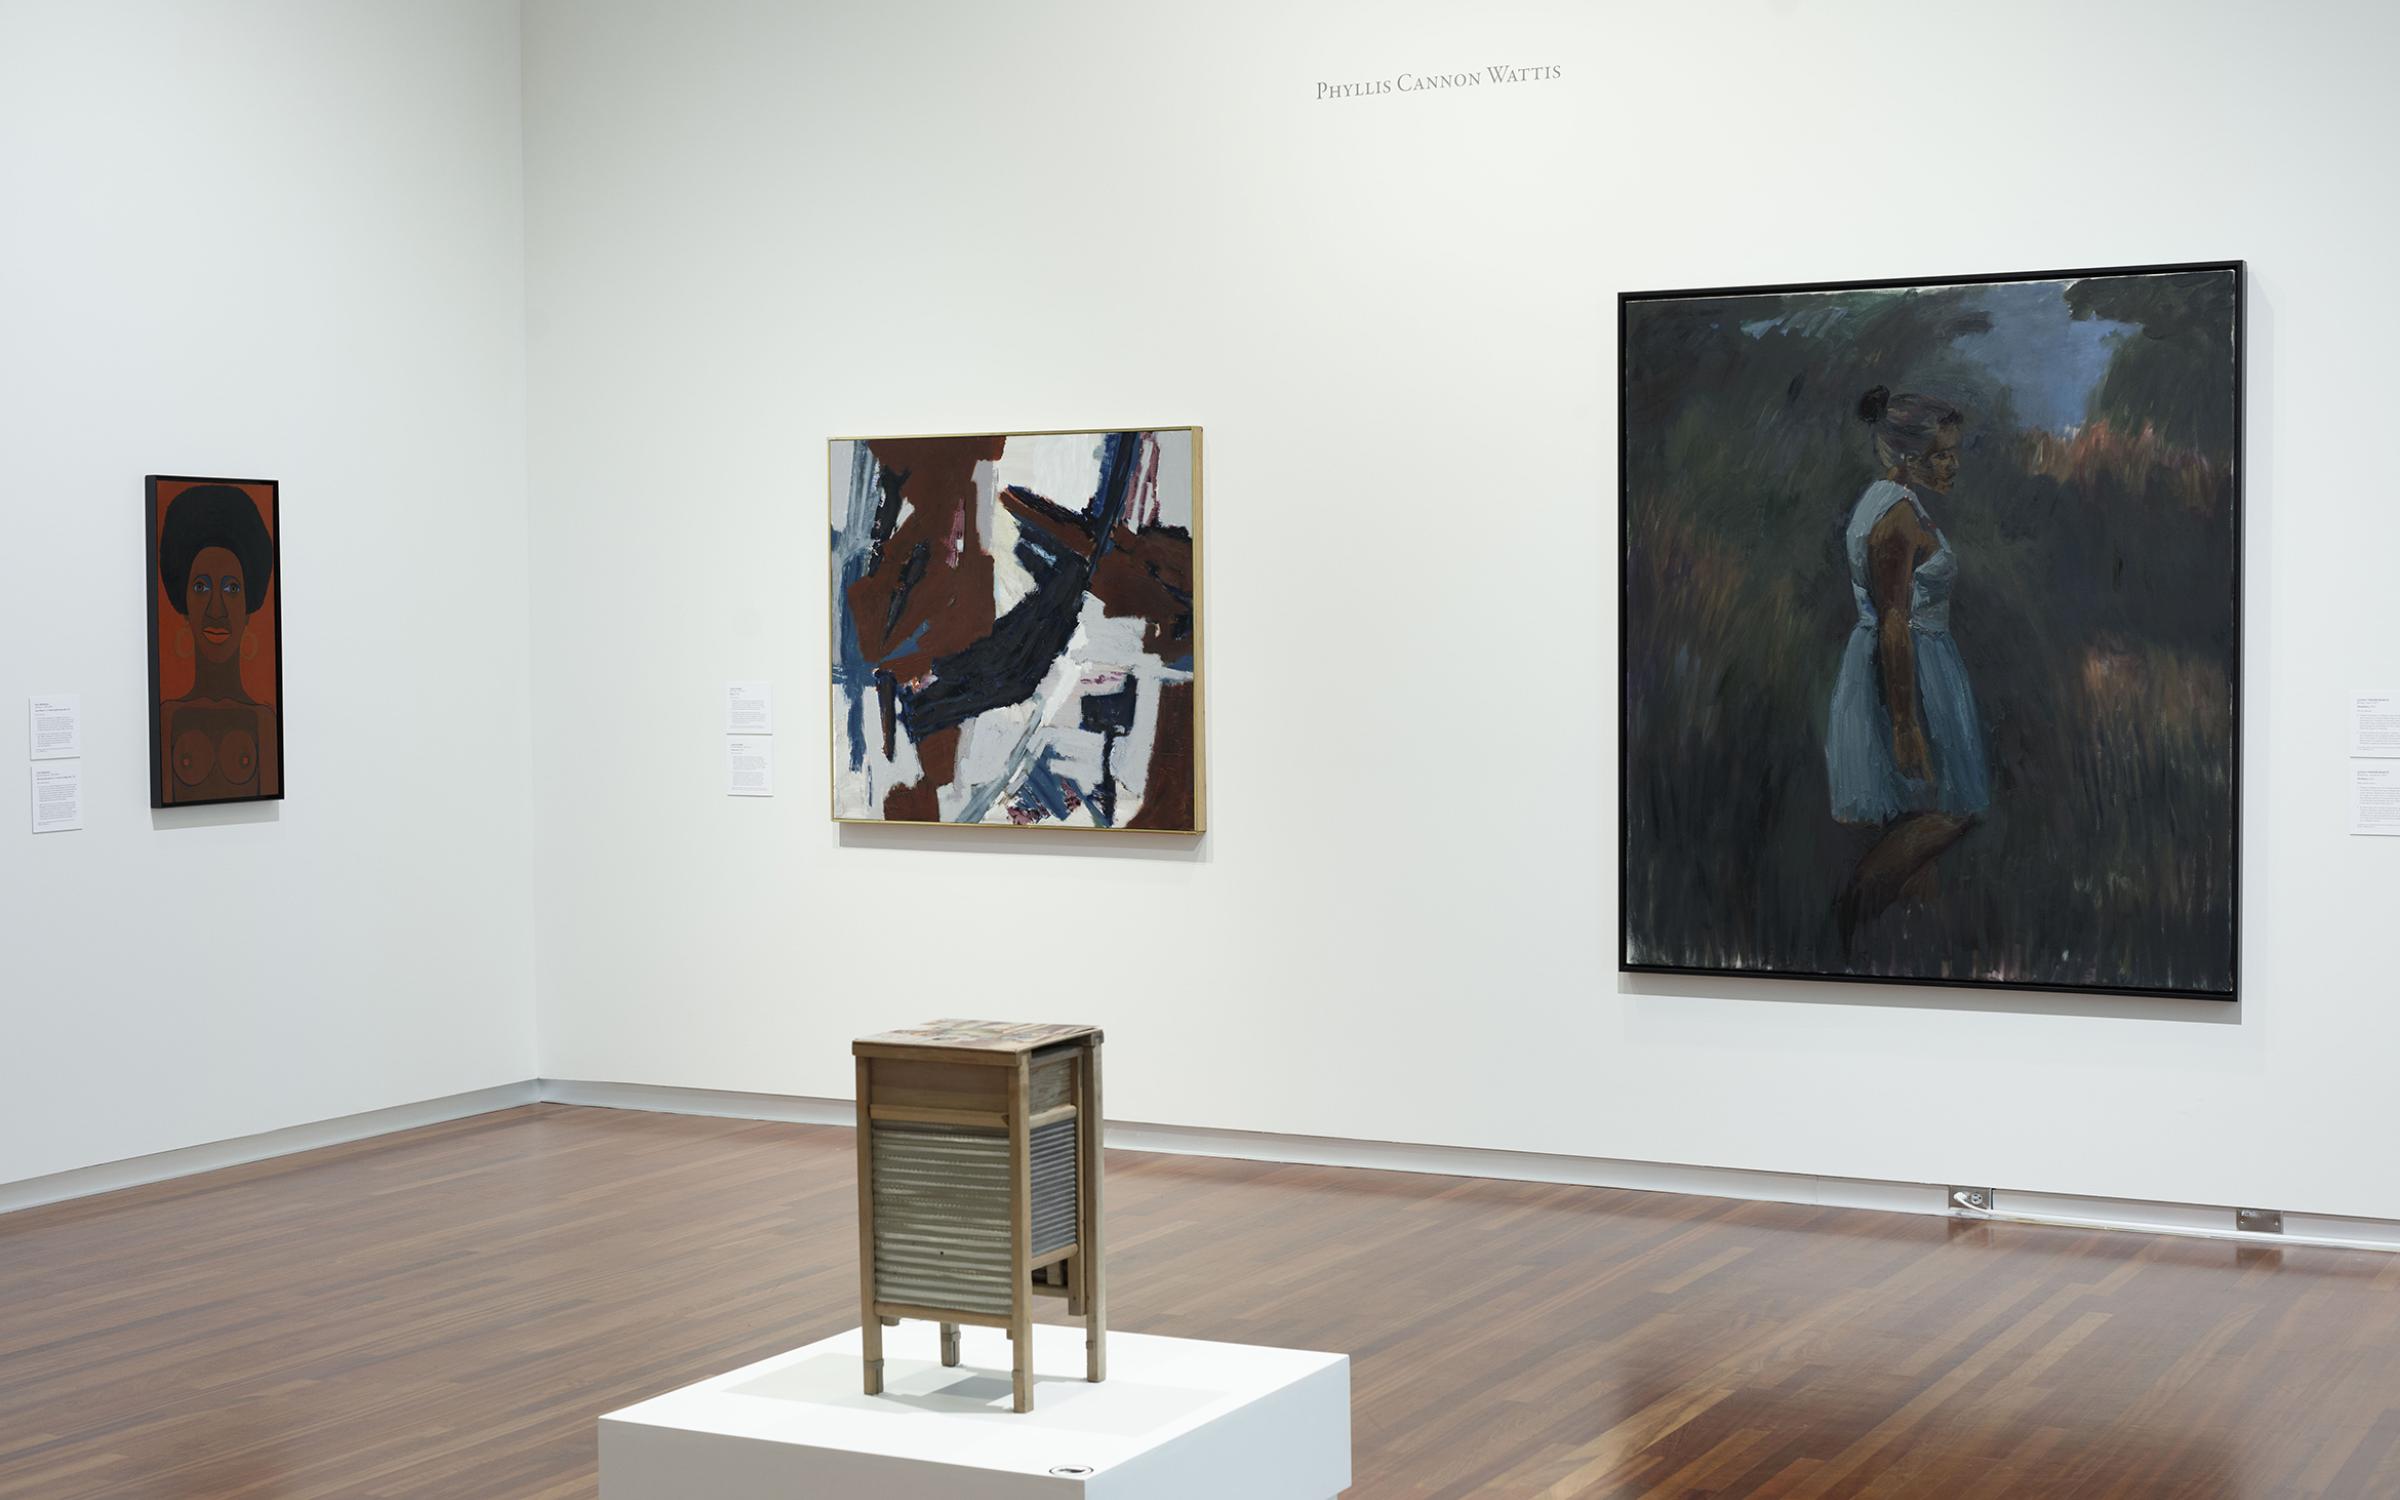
[601,1322,1341,1480]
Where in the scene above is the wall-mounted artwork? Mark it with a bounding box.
[830,429,1202,831]
[1620,263,2241,999]
[146,476,284,807]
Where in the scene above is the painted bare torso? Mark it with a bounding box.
[162,698,280,802]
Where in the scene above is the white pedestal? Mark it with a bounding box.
[599,1322,1350,1499]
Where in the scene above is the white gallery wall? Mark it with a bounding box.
[522,0,2400,1221]
[10,0,2395,1225]
[0,0,537,1185]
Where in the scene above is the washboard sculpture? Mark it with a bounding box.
[853,1020,1106,1412]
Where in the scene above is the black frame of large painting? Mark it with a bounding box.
[1618,261,2243,1001]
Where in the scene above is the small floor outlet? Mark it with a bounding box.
[1948,1186,1993,1214]
[2236,1208,2284,1235]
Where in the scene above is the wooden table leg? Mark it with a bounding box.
[1009,1054,1034,1413]
[856,1057,883,1396]
[1080,1040,1106,1384]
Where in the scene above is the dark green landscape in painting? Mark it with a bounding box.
[1620,266,2240,997]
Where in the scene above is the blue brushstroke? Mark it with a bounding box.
[1080,435,1113,518]
[831,441,884,773]
[873,621,928,669]
[1018,751,1074,823]
[1947,280,2132,433]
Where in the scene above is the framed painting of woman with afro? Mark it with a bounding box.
[145,476,284,807]
[1619,262,2242,1000]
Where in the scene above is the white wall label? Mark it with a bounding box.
[2356,764,2400,836]
[32,764,82,832]
[726,681,773,736]
[29,696,80,760]
[727,735,774,797]
[2354,692,2400,758]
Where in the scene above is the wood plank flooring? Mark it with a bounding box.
[4,1104,2399,1497]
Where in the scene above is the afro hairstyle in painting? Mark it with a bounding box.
[158,484,274,615]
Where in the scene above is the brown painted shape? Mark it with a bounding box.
[844,437,1005,685]
[1089,533,1194,660]
[1125,679,1196,831]
[882,724,958,822]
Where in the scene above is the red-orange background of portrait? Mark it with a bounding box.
[151,480,279,704]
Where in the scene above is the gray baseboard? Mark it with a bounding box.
[0,1081,541,1216]
[543,1079,2400,1255]
[13,1076,2397,1257]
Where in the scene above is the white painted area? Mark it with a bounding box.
[599,1322,1350,1500]
[524,0,2400,1222]
[990,437,1108,529]
[0,1,535,1184]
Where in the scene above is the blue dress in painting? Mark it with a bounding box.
[1825,480,1991,824]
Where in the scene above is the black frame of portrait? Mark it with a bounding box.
[145,474,287,810]
[1617,260,2244,1001]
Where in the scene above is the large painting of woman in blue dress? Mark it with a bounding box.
[1620,264,2241,998]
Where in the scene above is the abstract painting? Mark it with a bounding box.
[1620,264,2241,998]
[830,429,1202,831]
[146,475,284,807]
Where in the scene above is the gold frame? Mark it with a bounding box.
[826,426,1206,834]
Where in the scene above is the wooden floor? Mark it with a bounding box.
[4,1107,2400,1498]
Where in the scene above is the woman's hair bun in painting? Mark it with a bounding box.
[158,484,274,616]
[1859,387,1964,467]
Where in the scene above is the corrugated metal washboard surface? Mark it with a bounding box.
[1031,1116,1079,1260]
[870,1121,1013,1317]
